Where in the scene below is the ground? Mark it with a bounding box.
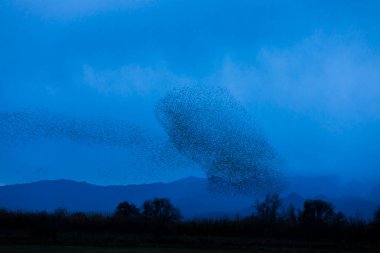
[0,244,378,253]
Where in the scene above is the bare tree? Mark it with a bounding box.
[115,201,140,218]
[299,199,335,224]
[255,193,282,222]
[142,198,181,222]
[373,206,380,225]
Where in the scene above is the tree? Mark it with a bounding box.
[333,211,347,225]
[255,193,282,222]
[283,204,297,224]
[373,206,380,225]
[115,201,140,219]
[53,207,68,217]
[299,199,335,224]
[142,198,181,222]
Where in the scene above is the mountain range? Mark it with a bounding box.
[0,177,378,220]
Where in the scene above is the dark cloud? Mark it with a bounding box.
[155,86,282,195]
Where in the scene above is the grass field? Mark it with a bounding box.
[0,245,239,253]
[1,244,379,253]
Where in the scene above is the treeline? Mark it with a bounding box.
[0,196,380,245]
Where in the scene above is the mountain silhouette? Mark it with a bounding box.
[0,177,378,219]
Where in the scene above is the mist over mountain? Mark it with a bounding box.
[0,177,378,220]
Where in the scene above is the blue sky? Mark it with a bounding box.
[1,0,380,187]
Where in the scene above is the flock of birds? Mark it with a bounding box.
[0,85,281,195]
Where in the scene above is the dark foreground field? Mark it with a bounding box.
[1,241,379,253]
[1,198,380,252]
[1,233,379,253]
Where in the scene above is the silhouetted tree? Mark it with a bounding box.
[255,193,282,222]
[373,206,380,225]
[333,211,347,225]
[142,198,181,222]
[282,204,297,224]
[53,208,68,217]
[299,199,335,224]
[115,201,140,218]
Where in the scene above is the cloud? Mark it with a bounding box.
[80,33,380,128]
[82,64,192,96]
[215,33,380,125]
[82,32,380,124]
[197,33,380,180]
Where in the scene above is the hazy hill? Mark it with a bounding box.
[0,177,378,219]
